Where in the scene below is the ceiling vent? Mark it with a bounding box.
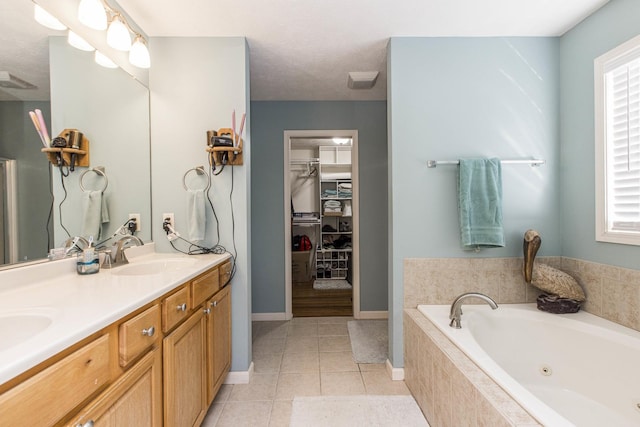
[0,72,37,90]
[347,71,379,90]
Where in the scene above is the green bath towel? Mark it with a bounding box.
[457,158,504,250]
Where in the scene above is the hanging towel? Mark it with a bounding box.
[81,191,110,239]
[187,188,206,241]
[457,158,504,250]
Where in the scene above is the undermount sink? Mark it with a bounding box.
[0,310,54,352]
[112,258,198,276]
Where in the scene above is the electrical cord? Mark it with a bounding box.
[57,167,72,238]
[94,218,137,248]
[46,163,54,251]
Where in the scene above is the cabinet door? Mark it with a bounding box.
[206,285,231,404]
[163,309,207,427]
[67,348,162,427]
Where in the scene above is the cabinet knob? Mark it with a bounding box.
[76,421,94,427]
[204,308,211,315]
[142,326,155,337]
[176,303,187,312]
[210,300,218,307]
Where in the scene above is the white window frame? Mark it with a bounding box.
[595,34,640,245]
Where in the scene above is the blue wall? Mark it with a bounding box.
[560,0,640,269]
[388,37,560,366]
[250,101,388,313]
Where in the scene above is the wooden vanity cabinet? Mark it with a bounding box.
[205,284,231,405]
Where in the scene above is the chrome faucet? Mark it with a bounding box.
[449,292,498,329]
[62,236,90,255]
[110,235,144,267]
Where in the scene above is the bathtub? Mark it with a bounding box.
[417,303,640,427]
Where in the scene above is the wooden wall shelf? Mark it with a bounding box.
[41,129,90,168]
[206,127,243,166]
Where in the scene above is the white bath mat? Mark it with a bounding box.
[290,395,429,427]
[347,320,388,363]
[313,279,352,290]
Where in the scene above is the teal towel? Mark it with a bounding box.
[457,158,504,250]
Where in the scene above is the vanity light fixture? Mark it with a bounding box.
[94,50,118,69]
[78,0,108,30]
[129,36,151,69]
[332,138,351,145]
[106,14,131,51]
[34,4,67,31]
[68,31,95,52]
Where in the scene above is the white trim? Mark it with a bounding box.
[385,359,405,381]
[251,312,288,321]
[359,311,388,319]
[223,362,254,384]
[283,130,361,319]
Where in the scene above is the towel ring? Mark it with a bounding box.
[79,167,108,193]
[183,166,210,191]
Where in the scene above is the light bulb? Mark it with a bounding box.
[107,15,131,51]
[129,36,150,68]
[78,0,107,30]
[68,31,95,52]
[34,5,67,31]
[94,51,118,69]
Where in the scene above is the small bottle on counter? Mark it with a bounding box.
[77,246,100,275]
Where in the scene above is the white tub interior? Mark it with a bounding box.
[418,303,640,427]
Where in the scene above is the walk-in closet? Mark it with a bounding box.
[289,137,355,316]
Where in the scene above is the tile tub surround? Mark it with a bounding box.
[404,309,541,427]
[403,257,640,333]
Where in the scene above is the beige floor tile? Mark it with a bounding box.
[317,323,348,336]
[254,352,283,374]
[319,351,359,372]
[213,384,233,403]
[318,335,351,352]
[275,372,321,400]
[281,352,320,373]
[358,363,386,372]
[216,401,273,427]
[200,402,225,427]
[228,373,278,401]
[291,317,319,324]
[258,322,290,340]
[316,316,353,324]
[284,335,319,353]
[320,371,366,395]
[253,336,287,354]
[269,400,293,427]
[361,370,411,395]
[287,323,319,337]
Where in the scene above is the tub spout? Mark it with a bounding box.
[449,292,498,329]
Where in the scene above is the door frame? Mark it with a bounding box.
[283,130,360,319]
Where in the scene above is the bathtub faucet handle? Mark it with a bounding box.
[449,292,498,329]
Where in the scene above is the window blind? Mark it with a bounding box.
[607,57,640,231]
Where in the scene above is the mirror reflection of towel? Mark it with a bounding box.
[81,191,110,239]
[187,189,206,241]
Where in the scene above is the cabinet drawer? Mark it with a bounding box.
[119,305,161,367]
[163,286,191,332]
[219,260,232,287]
[191,268,219,308]
[0,334,111,427]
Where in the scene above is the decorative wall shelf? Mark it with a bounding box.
[41,128,90,168]
[205,127,243,166]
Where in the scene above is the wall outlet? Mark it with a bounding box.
[128,213,141,232]
[163,213,175,233]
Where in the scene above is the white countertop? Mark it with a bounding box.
[0,243,231,386]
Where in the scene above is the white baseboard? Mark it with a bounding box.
[386,359,405,381]
[252,312,287,321]
[359,310,388,319]
[223,362,254,384]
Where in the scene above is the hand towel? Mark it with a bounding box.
[457,158,504,250]
[81,191,109,239]
[187,188,206,241]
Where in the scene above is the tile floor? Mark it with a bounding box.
[201,316,419,427]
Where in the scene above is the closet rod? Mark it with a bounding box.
[290,158,320,165]
[426,159,545,168]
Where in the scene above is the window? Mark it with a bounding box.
[595,35,640,245]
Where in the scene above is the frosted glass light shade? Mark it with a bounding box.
[78,0,107,30]
[34,5,67,31]
[68,31,95,52]
[106,16,131,51]
[94,51,118,69]
[129,37,150,68]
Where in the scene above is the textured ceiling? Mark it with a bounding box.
[3,0,610,102]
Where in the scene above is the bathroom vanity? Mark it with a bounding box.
[0,244,232,426]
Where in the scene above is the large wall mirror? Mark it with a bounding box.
[0,0,151,269]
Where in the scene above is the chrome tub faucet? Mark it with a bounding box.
[449,292,498,329]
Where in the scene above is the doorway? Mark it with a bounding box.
[283,130,360,319]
